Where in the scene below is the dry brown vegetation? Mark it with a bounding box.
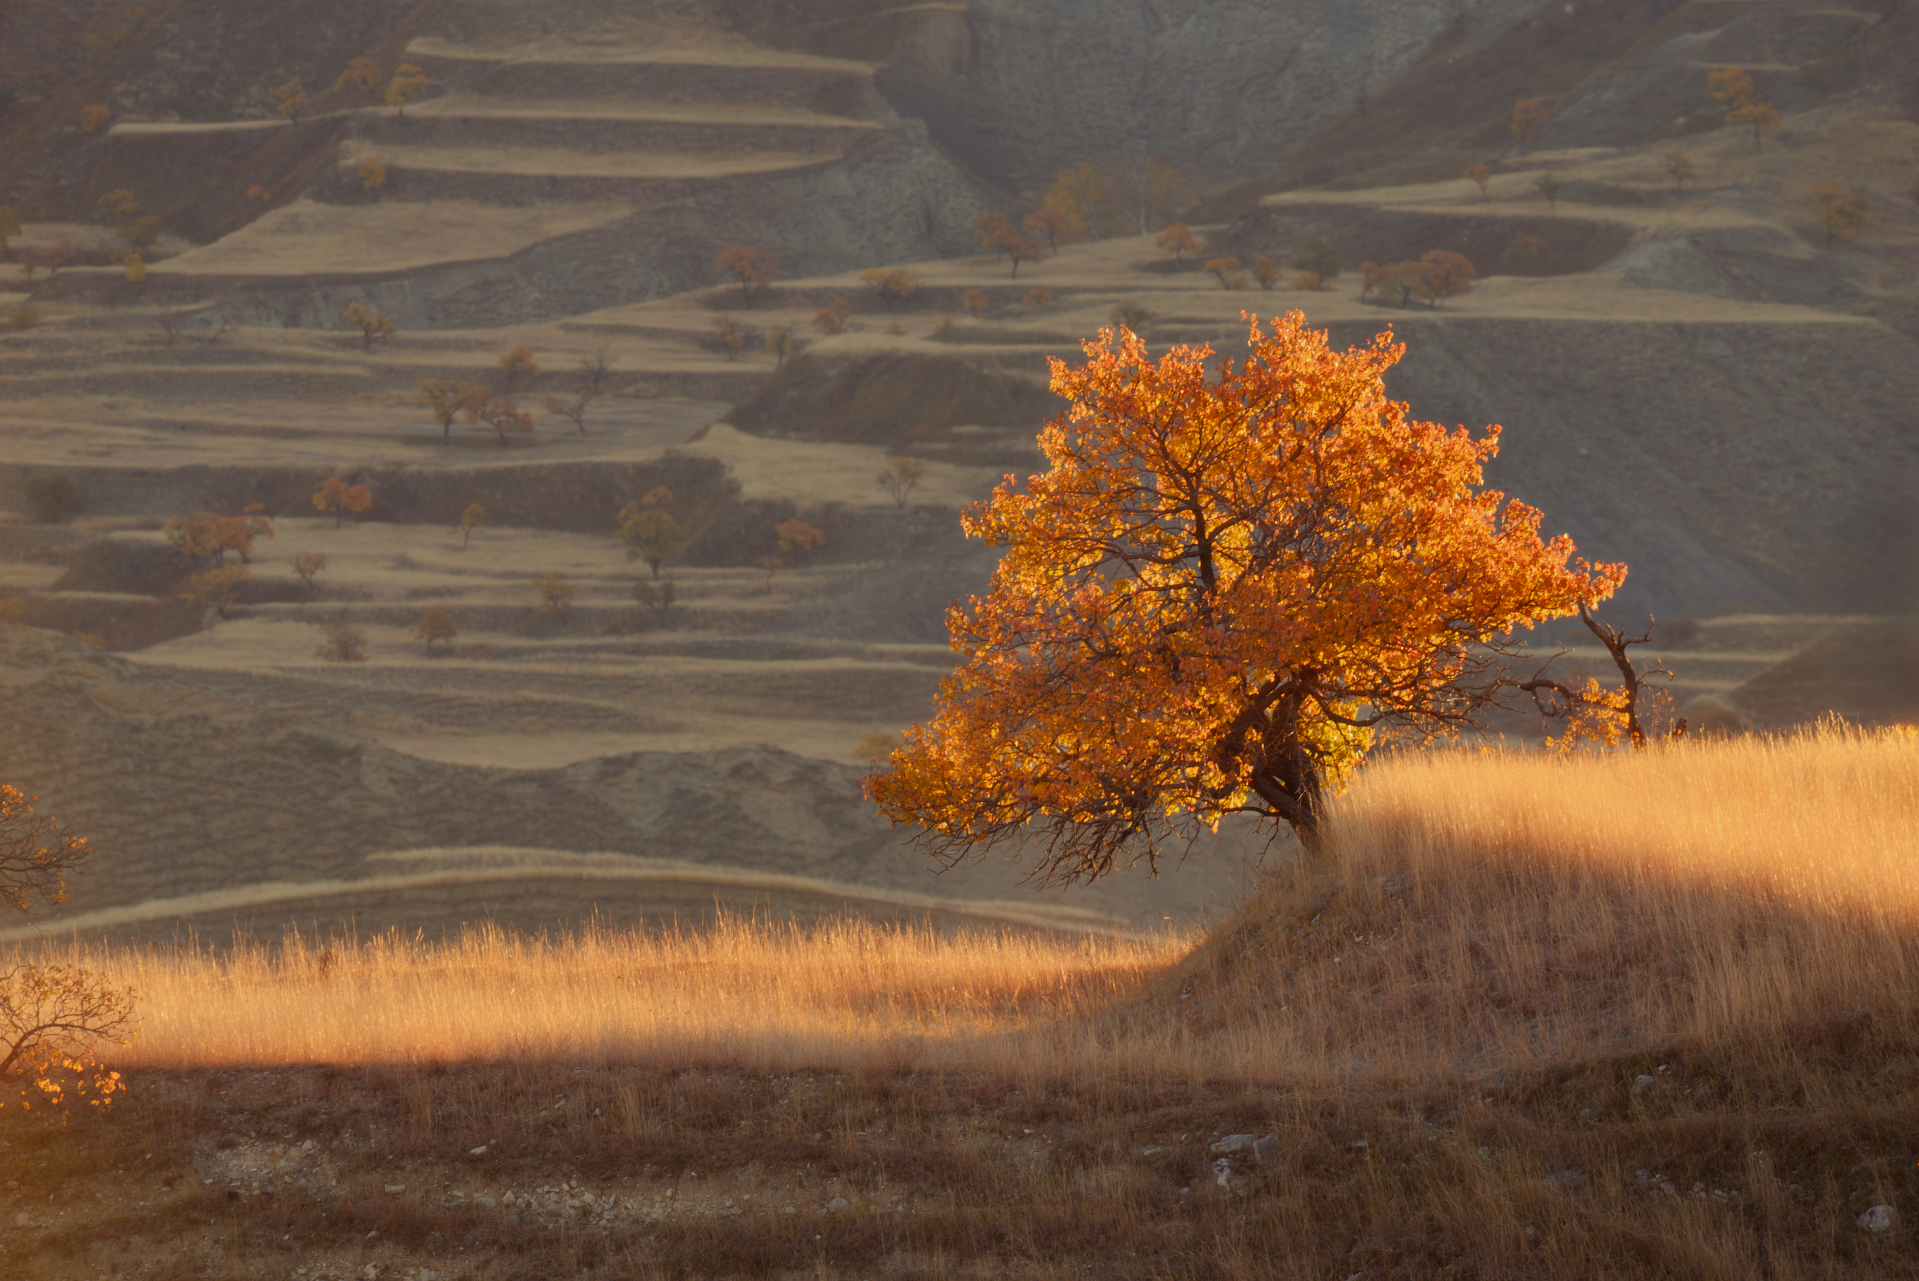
[5,724,1917,1278]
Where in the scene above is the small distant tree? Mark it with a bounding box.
[80,104,111,132]
[114,251,146,282]
[1661,152,1695,194]
[1248,255,1281,290]
[1203,256,1241,288]
[861,267,918,310]
[313,477,372,527]
[634,577,675,622]
[1000,229,1046,278]
[459,503,485,549]
[1155,222,1199,264]
[973,211,1015,259]
[1520,606,1675,752]
[246,183,272,201]
[617,488,685,578]
[530,575,574,617]
[756,519,824,590]
[0,787,132,1121]
[1108,300,1153,330]
[157,309,182,346]
[1511,99,1548,152]
[578,343,614,393]
[1417,250,1475,307]
[811,298,851,335]
[1022,288,1052,309]
[715,245,776,306]
[710,315,748,361]
[466,390,533,446]
[1116,154,1185,235]
[335,56,383,93]
[270,79,307,123]
[1024,205,1070,253]
[97,188,139,223]
[1729,101,1780,148]
[765,324,795,367]
[961,289,988,317]
[385,64,428,117]
[37,237,75,275]
[497,345,539,391]
[342,302,395,349]
[417,378,481,444]
[0,207,19,259]
[178,564,252,619]
[1465,162,1492,200]
[1291,238,1343,290]
[292,552,326,595]
[1044,166,1115,242]
[876,457,924,509]
[543,388,598,432]
[314,623,367,661]
[1809,182,1872,245]
[1707,68,1753,111]
[1501,233,1555,276]
[414,609,456,651]
[1534,173,1563,209]
[357,156,387,189]
[163,507,274,566]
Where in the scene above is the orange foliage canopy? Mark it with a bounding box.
[868,313,1622,878]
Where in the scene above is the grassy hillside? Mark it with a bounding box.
[4,724,1915,1278]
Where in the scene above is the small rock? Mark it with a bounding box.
[1859,1205,1898,1232]
[1253,1135,1279,1165]
[469,1145,488,1156]
[420,1273,439,1281]
[1208,1134,1259,1155]
[781,1204,797,1215]
[384,1183,405,1194]
[474,1195,497,1210]
[13,1211,31,1226]
[1212,1157,1233,1187]
[1631,1074,1657,1096]
[1350,1137,1368,1149]
[1578,1108,1597,1122]
[825,1196,850,1215]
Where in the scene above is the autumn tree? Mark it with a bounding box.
[417,378,481,444]
[1534,173,1562,209]
[178,564,252,619]
[530,575,574,617]
[999,228,1046,278]
[876,457,924,509]
[163,506,274,566]
[861,267,918,310]
[1729,101,1780,148]
[617,487,685,578]
[1511,98,1548,153]
[335,56,383,93]
[358,156,387,189]
[1465,162,1492,201]
[1291,238,1342,290]
[973,211,1015,260]
[961,289,988,317]
[1108,300,1153,330]
[1707,68,1753,111]
[1115,154,1185,235]
[0,787,132,1120]
[1044,166,1116,241]
[314,623,367,661]
[1022,288,1052,309]
[342,302,395,349]
[765,324,795,367]
[313,477,372,527]
[1809,182,1872,245]
[385,63,428,117]
[497,345,539,391]
[543,388,597,431]
[634,577,675,622]
[414,608,456,651]
[80,104,111,132]
[292,552,326,595]
[466,390,533,445]
[1417,250,1475,307]
[710,315,748,361]
[715,245,776,306]
[1204,257,1241,289]
[1024,205,1070,253]
[811,298,850,335]
[1155,222,1198,264]
[270,78,307,123]
[1248,255,1281,290]
[755,519,824,589]
[866,313,1621,871]
[1519,605,1676,752]
[459,503,485,549]
[1661,152,1695,194]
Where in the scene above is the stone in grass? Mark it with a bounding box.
[824,1196,851,1216]
[1208,1133,1280,1164]
[1630,1075,1657,1097]
[1859,1205,1898,1232]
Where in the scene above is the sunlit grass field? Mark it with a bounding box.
[37,721,1916,1085]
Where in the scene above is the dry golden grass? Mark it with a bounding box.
[34,721,1917,1092]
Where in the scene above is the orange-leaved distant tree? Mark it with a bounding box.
[1465,162,1492,200]
[1024,205,1070,253]
[1729,100,1780,148]
[80,104,111,132]
[1203,256,1242,289]
[357,156,387,189]
[810,298,850,335]
[497,345,539,391]
[715,245,776,306]
[755,518,824,589]
[292,552,326,594]
[178,564,252,618]
[1511,99,1548,152]
[0,787,132,1121]
[385,63,428,117]
[866,312,1621,870]
[1044,165,1116,241]
[163,506,274,566]
[466,389,533,445]
[617,487,685,578]
[1291,238,1342,290]
[459,503,485,549]
[313,477,372,527]
[1707,68,1753,110]
[342,302,394,348]
[1809,182,1872,245]
[335,56,383,93]
[710,315,748,361]
[417,378,481,444]
[269,78,307,123]
[1417,250,1475,307]
[861,267,918,310]
[414,608,456,651]
[1155,222,1198,263]
[1661,152,1696,194]
[530,574,574,617]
